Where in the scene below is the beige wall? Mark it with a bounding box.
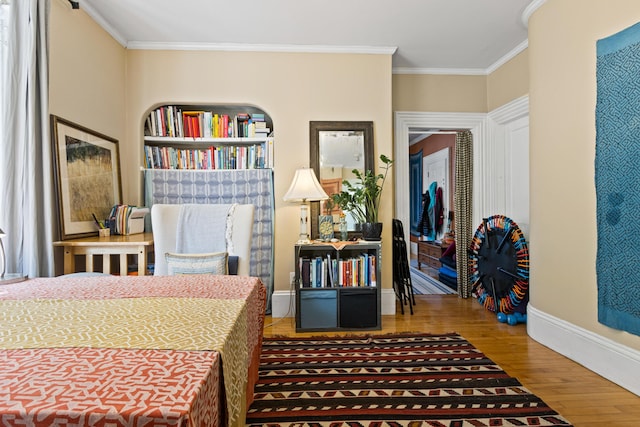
[48,1,532,295]
[392,74,487,112]
[124,50,393,293]
[49,0,126,273]
[393,51,528,113]
[529,0,640,351]
[49,0,126,158]
[48,3,393,295]
[487,50,529,111]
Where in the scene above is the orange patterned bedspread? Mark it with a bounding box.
[0,275,266,427]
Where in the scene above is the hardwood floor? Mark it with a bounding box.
[264,294,640,427]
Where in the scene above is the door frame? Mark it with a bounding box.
[394,95,529,252]
[394,111,487,247]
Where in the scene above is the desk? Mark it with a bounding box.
[54,232,154,276]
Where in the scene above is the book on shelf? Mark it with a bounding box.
[146,106,272,140]
[203,111,212,138]
[251,113,265,122]
[298,255,336,288]
[300,257,311,288]
[310,257,317,288]
[143,142,272,170]
[296,249,377,289]
[370,254,377,286]
[326,253,334,287]
[332,253,377,287]
[146,106,186,137]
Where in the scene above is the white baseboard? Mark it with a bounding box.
[270,290,296,318]
[270,288,397,318]
[527,304,640,396]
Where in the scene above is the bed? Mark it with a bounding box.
[0,274,266,427]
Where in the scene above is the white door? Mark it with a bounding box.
[505,116,529,238]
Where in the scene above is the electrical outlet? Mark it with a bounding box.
[289,272,295,285]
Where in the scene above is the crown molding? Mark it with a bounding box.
[80,1,127,47]
[125,41,397,56]
[392,67,487,76]
[484,39,529,74]
[80,0,536,76]
[522,0,547,28]
[394,38,529,76]
[78,4,397,57]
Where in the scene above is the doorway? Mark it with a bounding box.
[409,135,455,289]
[395,112,486,298]
[394,97,530,299]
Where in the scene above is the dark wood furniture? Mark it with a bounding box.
[294,242,381,331]
[417,240,444,270]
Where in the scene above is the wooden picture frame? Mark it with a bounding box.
[51,115,122,240]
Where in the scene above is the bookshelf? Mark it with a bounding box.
[143,104,274,170]
[294,242,381,332]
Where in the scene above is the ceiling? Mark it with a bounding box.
[80,0,535,75]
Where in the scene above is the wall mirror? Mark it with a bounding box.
[310,121,374,240]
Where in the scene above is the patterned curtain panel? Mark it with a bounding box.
[409,150,423,236]
[595,22,640,336]
[144,169,275,312]
[455,130,473,298]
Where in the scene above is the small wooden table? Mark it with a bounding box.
[54,232,154,276]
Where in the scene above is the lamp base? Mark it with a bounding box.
[296,236,311,244]
[0,273,27,285]
[296,204,311,245]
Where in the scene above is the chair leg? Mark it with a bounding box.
[392,218,416,315]
[393,257,406,315]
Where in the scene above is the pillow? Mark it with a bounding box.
[165,252,228,276]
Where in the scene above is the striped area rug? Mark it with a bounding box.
[409,259,455,295]
[246,333,573,427]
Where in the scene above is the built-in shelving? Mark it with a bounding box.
[143,104,274,170]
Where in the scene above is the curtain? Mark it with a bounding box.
[454,130,473,298]
[0,0,53,277]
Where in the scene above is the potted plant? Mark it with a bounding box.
[332,154,393,240]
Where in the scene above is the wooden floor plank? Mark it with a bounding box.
[264,294,640,427]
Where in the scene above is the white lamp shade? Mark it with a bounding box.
[283,168,328,202]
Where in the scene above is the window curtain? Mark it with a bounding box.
[0,0,53,277]
[454,130,473,298]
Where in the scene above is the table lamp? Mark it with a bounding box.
[283,168,328,243]
[0,227,27,284]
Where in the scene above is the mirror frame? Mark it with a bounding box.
[309,121,374,240]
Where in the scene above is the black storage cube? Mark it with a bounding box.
[299,290,338,329]
[339,288,377,328]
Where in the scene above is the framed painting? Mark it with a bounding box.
[51,115,122,240]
